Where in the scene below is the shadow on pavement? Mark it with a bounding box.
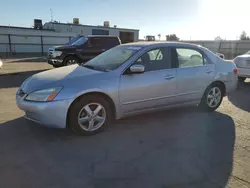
[0,108,235,188]
[228,81,250,112]
[0,70,49,89]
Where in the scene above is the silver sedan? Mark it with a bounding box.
[233,51,250,82]
[16,42,238,135]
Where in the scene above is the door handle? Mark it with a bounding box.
[164,75,175,80]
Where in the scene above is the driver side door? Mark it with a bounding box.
[119,47,177,114]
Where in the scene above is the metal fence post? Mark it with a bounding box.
[235,41,240,58]
[8,34,12,56]
[41,35,44,56]
[218,41,222,53]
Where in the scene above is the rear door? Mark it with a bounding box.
[172,47,215,103]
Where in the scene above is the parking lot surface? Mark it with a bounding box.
[0,58,250,188]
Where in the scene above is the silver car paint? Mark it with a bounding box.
[234,54,250,78]
[16,42,238,128]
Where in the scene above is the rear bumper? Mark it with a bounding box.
[237,68,250,78]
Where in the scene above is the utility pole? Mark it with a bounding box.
[50,9,53,22]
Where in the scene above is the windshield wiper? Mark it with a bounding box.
[82,64,96,70]
[82,64,110,72]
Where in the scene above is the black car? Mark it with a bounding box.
[47,35,121,67]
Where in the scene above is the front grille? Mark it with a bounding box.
[48,48,54,57]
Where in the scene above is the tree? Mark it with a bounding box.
[166,34,179,41]
[240,31,250,40]
[214,36,223,41]
[157,34,161,40]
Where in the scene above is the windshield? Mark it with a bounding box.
[66,35,83,45]
[72,37,88,46]
[82,46,141,71]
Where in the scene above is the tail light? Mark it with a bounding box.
[233,68,238,74]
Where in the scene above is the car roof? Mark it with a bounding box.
[121,41,202,48]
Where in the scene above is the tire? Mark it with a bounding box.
[64,56,79,66]
[199,84,224,112]
[68,95,113,135]
[238,77,246,82]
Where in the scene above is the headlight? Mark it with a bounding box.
[25,87,62,102]
[52,51,63,57]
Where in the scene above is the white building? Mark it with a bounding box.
[43,22,139,43]
[0,21,139,56]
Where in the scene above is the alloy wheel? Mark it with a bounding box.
[77,103,106,132]
[206,87,222,108]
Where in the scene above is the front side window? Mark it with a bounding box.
[134,48,170,72]
[89,38,101,47]
[176,48,204,68]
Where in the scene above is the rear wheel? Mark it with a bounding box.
[238,77,246,82]
[199,84,224,112]
[68,95,113,135]
[64,56,79,66]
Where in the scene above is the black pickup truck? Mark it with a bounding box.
[47,35,121,67]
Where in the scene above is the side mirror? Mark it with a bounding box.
[129,64,145,74]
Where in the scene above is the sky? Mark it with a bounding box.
[0,0,250,40]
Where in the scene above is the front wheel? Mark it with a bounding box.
[199,84,224,112]
[68,95,113,135]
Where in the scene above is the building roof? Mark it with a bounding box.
[0,25,55,31]
[87,35,119,38]
[44,22,139,31]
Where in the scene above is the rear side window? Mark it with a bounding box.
[89,38,102,47]
[89,37,120,48]
[176,48,204,68]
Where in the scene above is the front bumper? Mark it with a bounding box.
[47,58,63,66]
[237,68,250,78]
[16,94,73,129]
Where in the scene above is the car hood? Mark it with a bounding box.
[54,45,76,50]
[21,65,102,93]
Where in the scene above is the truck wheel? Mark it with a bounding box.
[64,56,79,66]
